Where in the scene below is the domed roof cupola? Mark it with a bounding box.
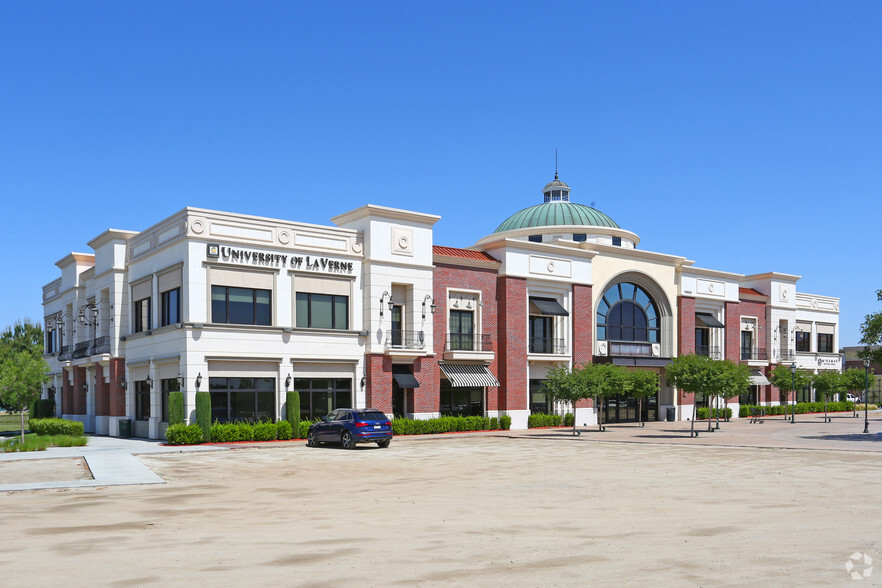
[542,171,570,203]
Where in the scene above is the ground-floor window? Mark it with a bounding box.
[740,385,757,406]
[797,385,812,404]
[602,392,658,423]
[161,377,180,422]
[530,379,549,413]
[135,380,151,421]
[209,377,275,423]
[439,381,484,416]
[294,378,352,420]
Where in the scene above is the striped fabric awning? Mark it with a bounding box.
[439,363,500,388]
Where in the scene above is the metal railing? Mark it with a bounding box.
[385,329,426,350]
[445,333,493,352]
[740,347,769,361]
[57,345,73,362]
[91,336,110,355]
[778,349,796,362]
[610,341,652,357]
[695,345,722,359]
[529,337,567,355]
[72,341,92,359]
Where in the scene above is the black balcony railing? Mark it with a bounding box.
[695,345,722,359]
[57,345,73,362]
[92,336,110,355]
[778,349,796,362]
[740,347,769,361]
[445,333,493,352]
[386,329,425,350]
[72,341,92,359]
[529,337,567,355]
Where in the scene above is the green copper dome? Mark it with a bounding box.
[494,201,619,233]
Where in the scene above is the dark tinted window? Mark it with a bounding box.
[357,410,389,422]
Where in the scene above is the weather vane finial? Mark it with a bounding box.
[555,148,559,180]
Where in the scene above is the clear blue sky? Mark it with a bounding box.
[2,1,880,346]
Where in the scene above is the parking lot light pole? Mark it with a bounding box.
[790,362,797,424]
[863,358,871,434]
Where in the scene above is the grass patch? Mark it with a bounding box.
[0,412,29,433]
[0,434,88,453]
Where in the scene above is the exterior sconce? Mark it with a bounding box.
[176,372,183,388]
[422,295,436,319]
[82,382,88,391]
[120,379,127,390]
[195,373,202,390]
[48,386,56,395]
[145,375,153,389]
[380,291,393,317]
[285,374,292,390]
[360,376,367,389]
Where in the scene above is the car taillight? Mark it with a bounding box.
[356,422,370,428]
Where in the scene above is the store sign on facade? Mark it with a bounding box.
[207,243,354,274]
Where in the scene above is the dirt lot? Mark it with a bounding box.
[3,429,881,586]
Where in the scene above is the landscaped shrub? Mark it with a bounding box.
[210,421,255,442]
[286,391,301,438]
[528,413,562,428]
[253,421,277,441]
[563,412,575,427]
[500,415,512,430]
[276,420,293,440]
[390,415,501,436]
[299,420,316,439]
[696,407,732,420]
[195,391,211,441]
[168,391,184,425]
[165,423,205,445]
[28,418,84,437]
[490,417,499,430]
[37,399,55,419]
[738,402,855,419]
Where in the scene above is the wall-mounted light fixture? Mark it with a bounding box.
[285,374,292,390]
[145,374,153,389]
[360,376,367,389]
[195,373,202,390]
[120,379,127,390]
[82,382,88,391]
[48,386,56,395]
[177,372,183,388]
[379,291,393,317]
[422,295,436,319]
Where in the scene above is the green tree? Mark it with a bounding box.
[597,364,629,432]
[716,360,750,426]
[768,364,812,410]
[859,289,882,366]
[666,354,720,436]
[0,319,48,442]
[812,370,845,422]
[628,369,659,427]
[543,364,583,435]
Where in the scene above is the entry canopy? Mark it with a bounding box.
[696,312,725,328]
[392,365,420,388]
[530,297,569,316]
[749,370,771,386]
[439,363,500,387]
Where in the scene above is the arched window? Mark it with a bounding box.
[596,282,659,343]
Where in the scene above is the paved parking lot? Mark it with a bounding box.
[2,412,882,586]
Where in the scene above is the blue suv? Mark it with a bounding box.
[307,408,393,449]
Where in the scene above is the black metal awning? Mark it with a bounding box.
[530,297,569,316]
[696,312,725,328]
[439,363,500,387]
[392,365,420,388]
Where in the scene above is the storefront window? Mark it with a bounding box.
[293,378,352,420]
[161,377,180,422]
[135,380,150,421]
[209,377,275,422]
[530,379,549,413]
[439,381,483,416]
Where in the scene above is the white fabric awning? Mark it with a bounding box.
[749,370,771,386]
[439,363,500,387]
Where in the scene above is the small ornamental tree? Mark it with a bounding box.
[628,369,659,427]
[666,354,719,436]
[544,364,582,435]
[1,320,49,442]
[812,370,845,422]
[717,360,750,426]
[768,364,812,410]
[598,364,629,431]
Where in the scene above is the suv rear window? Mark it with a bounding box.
[357,411,389,422]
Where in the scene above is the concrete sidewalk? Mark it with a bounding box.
[0,435,225,492]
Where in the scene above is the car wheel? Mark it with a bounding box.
[341,431,355,449]
[307,431,318,447]
[377,439,390,448]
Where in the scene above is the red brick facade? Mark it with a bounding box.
[108,358,126,417]
[95,363,109,417]
[497,275,528,412]
[73,366,87,415]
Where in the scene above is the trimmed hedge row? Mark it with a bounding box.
[528,413,561,428]
[738,401,854,418]
[696,407,733,420]
[29,418,84,437]
[391,415,511,435]
[165,423,205,445]
[28,399,56,419]
[209,420,294,443]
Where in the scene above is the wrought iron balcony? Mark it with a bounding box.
[695,345,722,360]
[778,349,796,362]
[740,347,769,361]
[529,337,567,355]
[57,345,73,362]
[445,333,493,352]
[72,341,92,359]
[385,329,426,350]
[92,336,110,355]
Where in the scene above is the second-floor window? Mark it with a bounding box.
[296,293,348,329]
[740,330,753,360]
[134,297,151,332]
[449,309,474,350]
[161,288,181,327]
[796,331,811,352]
[212,286,272,325]
[817,333,834,353]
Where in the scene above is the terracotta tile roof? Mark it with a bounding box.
[739,287,767,298]
[433,245,498,262]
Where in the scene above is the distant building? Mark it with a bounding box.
[841,346,882,403]
[41,173,842,438]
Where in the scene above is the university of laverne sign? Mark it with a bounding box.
[207,244,355,274]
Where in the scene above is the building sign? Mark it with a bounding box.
[208,244,354,274]
[817,357,840,367]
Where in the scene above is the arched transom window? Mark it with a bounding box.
[596,282,660,343]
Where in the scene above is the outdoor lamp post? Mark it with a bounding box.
[863,357,871,434]
[790,362,797,424]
